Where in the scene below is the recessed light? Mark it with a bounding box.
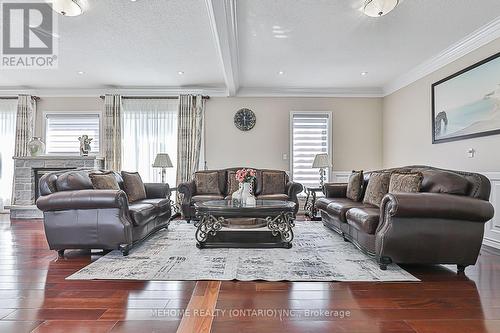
[361,72,368,76]
[177,71,184,75]
[77,71,85,75]
[278,71,285,75]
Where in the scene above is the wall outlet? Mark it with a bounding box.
[282,153,288,160]
[467,148,475,158]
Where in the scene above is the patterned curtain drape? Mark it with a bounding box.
[104,94,122,171]
[176,94,205,185]
[14,95,36,157]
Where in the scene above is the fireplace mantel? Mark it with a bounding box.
[10,155,105,219]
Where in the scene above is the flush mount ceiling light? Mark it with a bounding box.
[363,0,399,17]
[51,0,83,16]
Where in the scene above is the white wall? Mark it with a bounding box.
[383,38,500,172]
[205,97,383,172]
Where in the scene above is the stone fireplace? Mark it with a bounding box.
[10,156,105,219]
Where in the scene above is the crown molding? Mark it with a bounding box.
[384,17,500,96]
[0,87,228,98]
[237,86,384,98]
[205,0,239,96]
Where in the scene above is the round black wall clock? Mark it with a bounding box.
[234,108,256,131]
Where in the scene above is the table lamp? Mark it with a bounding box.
[152,153,173,183]
[312,153,332,187]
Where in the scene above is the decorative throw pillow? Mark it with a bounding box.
[389,172,423,193]
[121,171,147,202]
[227,171,241,195]
[346,170,363,201]
[261,171,286,195]
[195,172,220,195]
[89,172,120,190]
[363,172,391,207]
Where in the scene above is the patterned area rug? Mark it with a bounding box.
[67,221,419,282]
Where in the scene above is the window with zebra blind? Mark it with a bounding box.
[290,112,332,189]
[44,112,101,154]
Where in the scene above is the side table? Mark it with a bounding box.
[304,186,323,221]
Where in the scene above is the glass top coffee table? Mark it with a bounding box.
[193,200,296,249]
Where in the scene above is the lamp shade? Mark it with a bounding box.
[312,153,332,168]
[363,0,399,17]
[152,153,173,168]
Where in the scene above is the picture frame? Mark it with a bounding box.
[431,51,500,144]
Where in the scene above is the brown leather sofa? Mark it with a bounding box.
[178,168,303,221]
[315,166,494,271]
[36,169,171,256]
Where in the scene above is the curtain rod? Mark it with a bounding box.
[0,96,39,100]
[99,95,210,100]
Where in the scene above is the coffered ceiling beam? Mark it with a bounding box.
[205,0,239,96]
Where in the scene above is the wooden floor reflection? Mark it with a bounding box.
[1,217,500,332]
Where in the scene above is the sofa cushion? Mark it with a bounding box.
[346,206,380,235]
[420,169,469,195]
[389,172,423,193]
[195,171,221,195]
[191,194,224,203]
[316,198,365,223]
[346,170,363,201]
[363,172,391,207]
[121,171,147,202]
[89,171,120,190]
[56,171,93,192]
[128,202,156,226]
[257,194,289,201]
[261,171,286,195]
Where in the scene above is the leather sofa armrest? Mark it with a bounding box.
[286,181,303,198]
[144,183,171,199]
[177,180,196,203]
[36,189,129,212]
[381,192,494,222]
[322,183,348,198]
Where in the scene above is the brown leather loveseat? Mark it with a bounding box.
[36,169,171,256]
[178,168,303,221]
[315,166,494,271]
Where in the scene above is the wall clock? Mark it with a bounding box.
[234,108,256,131]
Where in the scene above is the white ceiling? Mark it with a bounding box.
[0,0,499,96]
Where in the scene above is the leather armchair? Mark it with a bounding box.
[36,169,172,256]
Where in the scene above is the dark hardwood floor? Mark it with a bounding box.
[1,214,500,333]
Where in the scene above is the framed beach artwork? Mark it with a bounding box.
[432,52,500,144]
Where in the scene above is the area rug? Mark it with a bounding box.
[67,221,419,282]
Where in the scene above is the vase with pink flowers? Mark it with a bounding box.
[231,168,257,207]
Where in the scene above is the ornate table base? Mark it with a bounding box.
[195,212,295,249]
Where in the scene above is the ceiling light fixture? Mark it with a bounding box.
[278,71,285,75]
[177,71,184,75]
[51,0,83,17]
[363,0,399,17]
[361,72,368,76]
[77,71,85,75]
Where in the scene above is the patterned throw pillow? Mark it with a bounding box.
[363,172,391,207]
[227,171,241,195]
[389,172,423,193]
[346,170,363,201]
[261,171,286,195]
[121,171,147,202]
[89,172,120,190]
[195,172,220,195]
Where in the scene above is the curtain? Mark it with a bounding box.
[14,95,36,157]
[176,94,205,185]
[122,99,178,185]
[104,94,122,171]
[0,99,17,207]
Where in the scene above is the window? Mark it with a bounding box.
[290,112,332,189]
[44,113,100,154]
[0,99,17,206]
[121,98,178,185]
